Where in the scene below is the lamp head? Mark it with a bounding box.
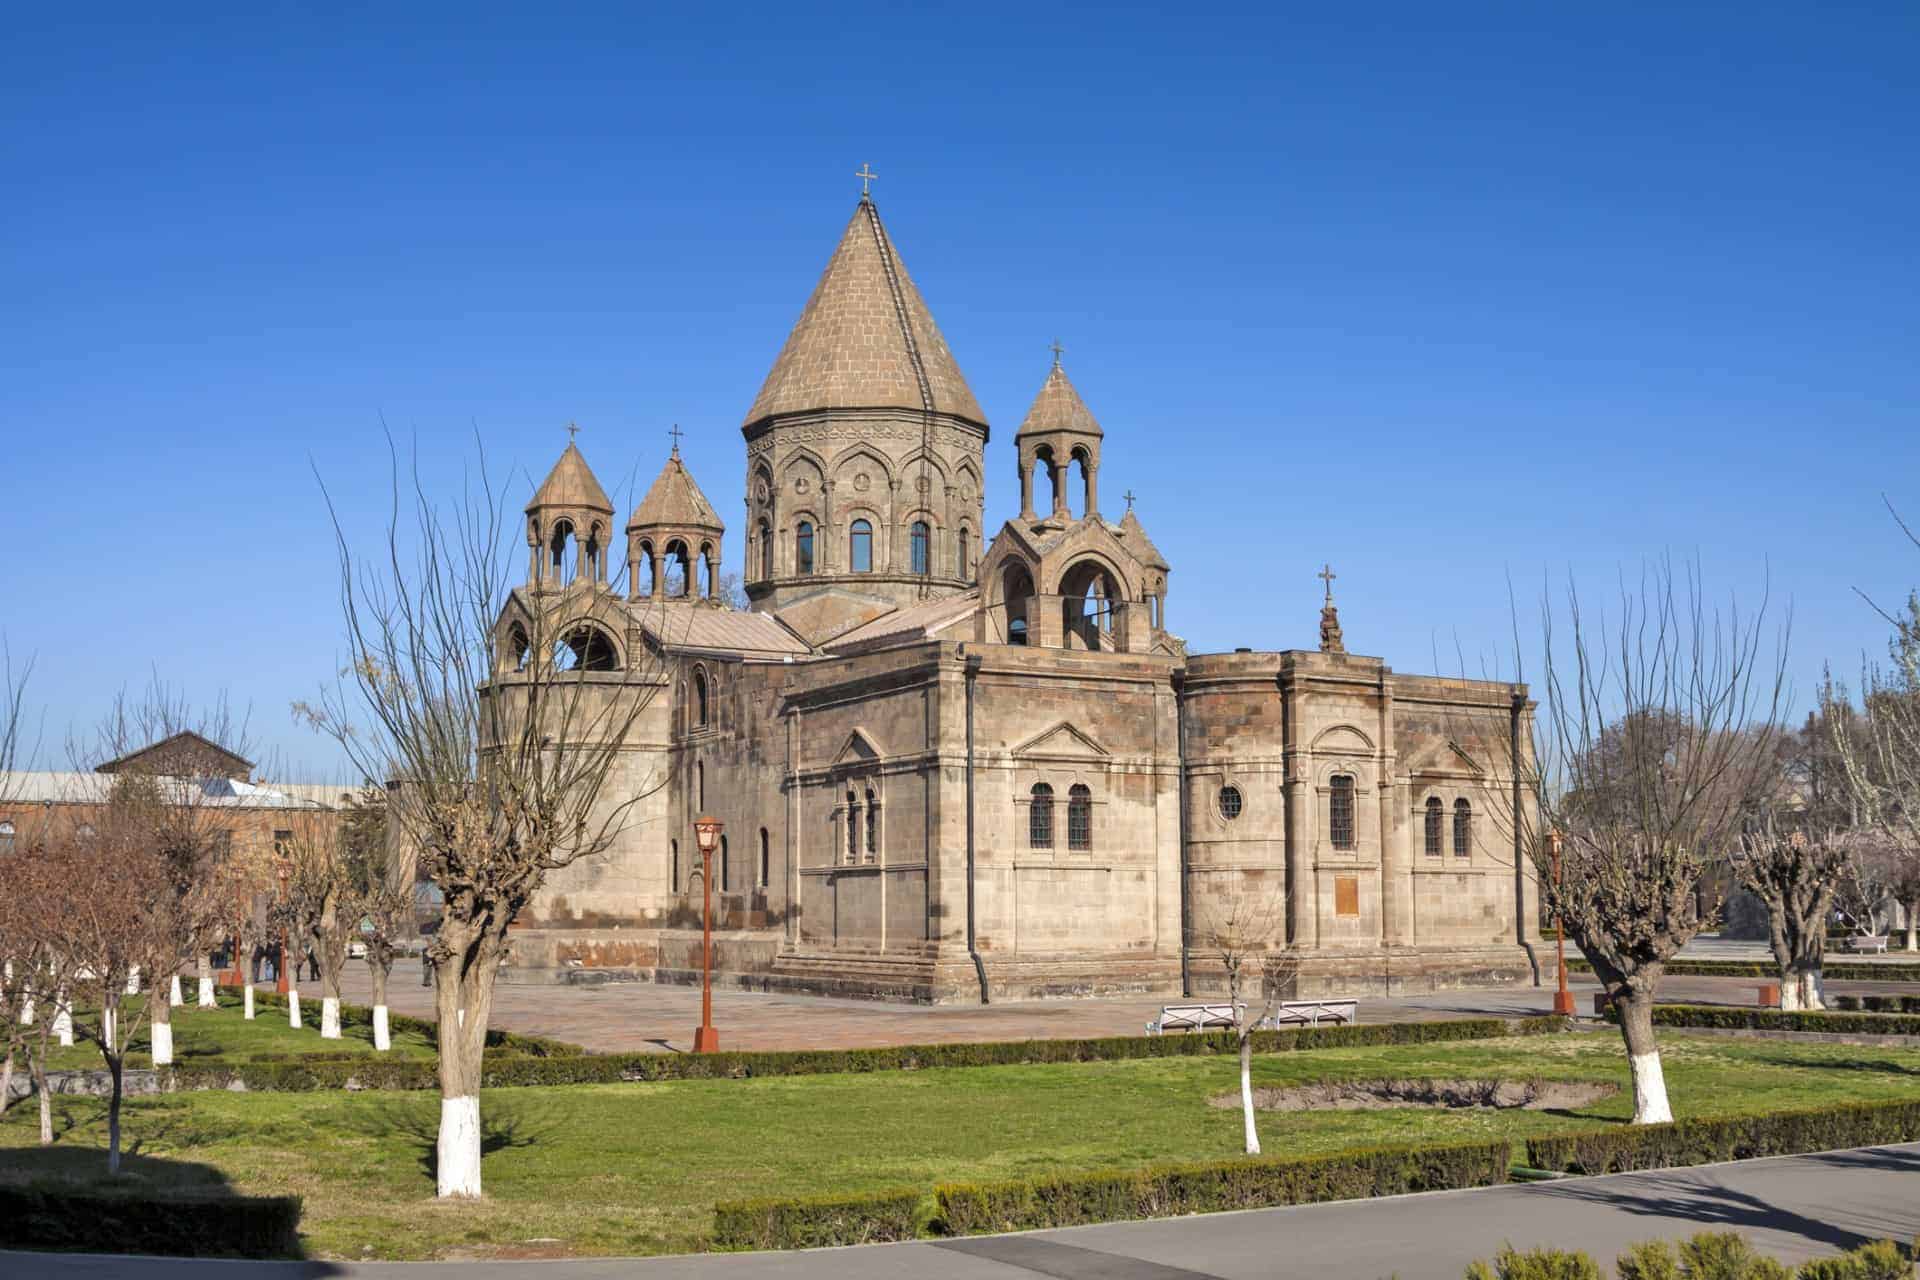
[693,815,723,856]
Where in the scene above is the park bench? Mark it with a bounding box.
[1843,935,1890,955]
[1258,998,1359,1029]
[1146,1003,1243,1035]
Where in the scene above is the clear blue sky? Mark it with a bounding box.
[4,4,1917,774]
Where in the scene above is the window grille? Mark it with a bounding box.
[1329,776,1355,849]
[911,522,929,575]
[796,522,814,575]
[1068,784,1092,850]
[1030,783,1055,848]
[865,788,878,863]
[1425,797,1444,857]
[1218,785,1243,821]
[1453,799,1472,857]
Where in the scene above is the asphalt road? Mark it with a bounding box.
[10,1143,1919,1278]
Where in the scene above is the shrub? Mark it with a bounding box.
[1566,959,1920,983]
[1644,1005,1920,1036]
[0,1183,301,1258]
[1616,1239,1680,1280]
[1526,1099,1920,1175]
[1465,1245,1604,1280]
[935,1139,1509,1235]
[711,1188,925,1250]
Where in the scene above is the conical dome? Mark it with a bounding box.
[527,441,613,515]
[1016,363,1103,439]
[744,198,985,426]
[629,446,724,534]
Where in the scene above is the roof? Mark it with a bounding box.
[1114,509,1169,571]
[744,198,986,426]
[634,603,812,658]
[95,730,254,780]
[629,447,724,533]
[824,591,980,654]
[1015,363,1103,439]
[527,442,614,515]
[0,771,340,810]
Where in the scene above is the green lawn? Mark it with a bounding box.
[5,1030,1919,1260]
[29,992,437,1071]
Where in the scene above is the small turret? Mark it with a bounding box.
[1014,349,1103,525]
[526,434,615,592]
[627,442,726,602]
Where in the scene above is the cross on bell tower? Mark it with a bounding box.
[1318,563,1346,655]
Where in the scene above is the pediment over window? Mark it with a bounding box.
[1013,721,1109,759]
[1311,723,1375,754]
[832,728,884,768]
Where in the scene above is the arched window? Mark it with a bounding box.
[0,822,13,856]
[694,670,709,727]
[720,834,729,892]
[865,786,879,862]
[759,519,773,579]
[1453,799,1472,858]
[506,624,530,672]
[1068,784,1092,850]
[1424,796,1444,857]
[795,522,815,575]
[1218,785,1243,821]
[1029,782,1055,848]
[845,789,859,864]
[695,760,705,811]
[957,526,971,578]
[1329,775,1356,850]
[910,521,930,575]
[758,827,770,888]
[637,541,655,597]
[671,838,679,892]
[559,625,618,672]
[849,519,873,573]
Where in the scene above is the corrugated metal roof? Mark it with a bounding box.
[0,771,341,810]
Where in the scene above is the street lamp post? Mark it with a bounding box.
[1549,829,1575,1016]
[692,815,724,1053]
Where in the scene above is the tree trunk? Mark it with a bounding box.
[53,993,72,1046]
[1238,1030,1260,1155]
[1906,900,1917,953]
[1614,988,1673,1124]
[242,981,255,1020]
[0,1048,13,1118]
[150,990,173,1066]
[106,1056,123,1175]
[196,956,215,1008]
[371,959,391,1052]
[1780,962,1825,1012]
[434,932,501,1198]
[288,986,301,1029]
[168,973,183,1007]
[32,1043,51,1145]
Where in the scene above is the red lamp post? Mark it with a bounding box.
[1549,829,1576,1017]
[692,815,724,1053]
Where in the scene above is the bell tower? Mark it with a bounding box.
[525,434,615,593]
[741,187,989,624]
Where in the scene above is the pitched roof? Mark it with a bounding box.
[824,590,980,654]
[1115,509,1169,571]
[95,730,254,780]
[633,603,811,658]
[528,442,614,515]
[1015,363,1102,439]
[629,447,724,533]
[744,198,985,426]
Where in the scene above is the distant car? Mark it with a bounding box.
[347,941,368,959]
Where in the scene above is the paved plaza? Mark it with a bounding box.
[319,941,1920,1055]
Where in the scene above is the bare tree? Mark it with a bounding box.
[1528,563,1786,1123]
[305,440,664,1196]
[275,807,358,1039]
[1827,591,1920,950]
[0,638,38,1114]
[1196,871,1295,1155]
[1734,824,1851,1010]
[343,787,409,1050]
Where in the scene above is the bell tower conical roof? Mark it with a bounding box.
[744,197,985,427]
[628,445,724,534]
[527,441,614,516]
[1015,363,1104,440]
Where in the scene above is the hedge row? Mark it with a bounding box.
[1831,994,1920,1015]
[1566,959,1920,982]
[0,1183,302,1259]
[167,1015,1571,1094]
[1644,1004,1920,1037]
[713,1188,926,1250]
[1526,1097,1920,1175]
[712,1138,1511,1249]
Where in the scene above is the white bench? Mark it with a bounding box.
[1844,935,1890,954]
[1146,1003,1243,1035]
[1258,999,1359,1029]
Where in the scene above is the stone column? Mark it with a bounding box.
[819,482,836,573]
[1281,674,1317,949]
[1084,464,1099,519]
[1019,456,1035,519]
[785,708,800,947]
[1378,680,1412,947]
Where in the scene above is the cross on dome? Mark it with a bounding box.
[855,163,877,196]
[1318,563,1337,602]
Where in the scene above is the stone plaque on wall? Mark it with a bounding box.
[1334,874,1360,918]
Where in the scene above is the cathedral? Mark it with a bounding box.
[489,192,1545,1002]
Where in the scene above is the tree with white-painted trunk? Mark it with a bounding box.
[1734,824,1850,1011]
[342,787,409,1051]
[1195,872,1294,1155]
[1526,562,1786,1124]
[305,437,666,1196]
[274,807,360,1041]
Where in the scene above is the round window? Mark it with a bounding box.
[1218,785,1243,821]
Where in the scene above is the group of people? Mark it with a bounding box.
[244,941,322,985]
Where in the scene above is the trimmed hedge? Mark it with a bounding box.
[1832,994,1920,1015]
[0,1183,302,1258]
[1642,1004,1920,1037]
[1566,958,1920,982]
[935,1139,1512,1235]
[167,1014,1571,1093]
[1526,1097,1920,1175]
[712,1188,925,1250]
[220,985,584,1057]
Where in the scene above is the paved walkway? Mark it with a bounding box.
[318,958,1920,1055]
[12,1143,1920,1277]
